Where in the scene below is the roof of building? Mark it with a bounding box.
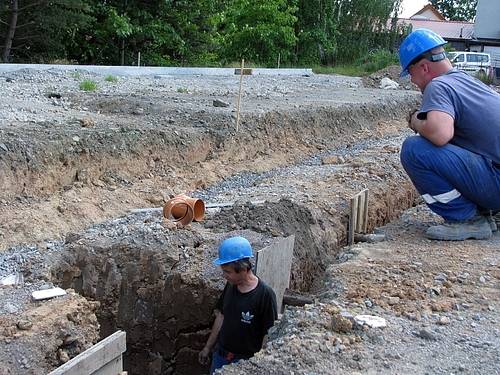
[410,4,445,21]
[398,18,474,40]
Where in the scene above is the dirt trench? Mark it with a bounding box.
[45,123,418,374]
[0,70,425,374]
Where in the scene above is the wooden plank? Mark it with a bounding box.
[349,189,369,245]
[356,192,365,233]
[92,356,122,375]
[255,236,295,313]
[349,196,358,246]
[49,331,126,375]
[363,191,369,233]
[32,287,67,301]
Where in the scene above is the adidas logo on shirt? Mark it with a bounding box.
[241,311,254,324]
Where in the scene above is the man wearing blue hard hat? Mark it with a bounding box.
[398,28,500,240]
[198,236,277,373]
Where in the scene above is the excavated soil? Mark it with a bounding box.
[0,67,498,375]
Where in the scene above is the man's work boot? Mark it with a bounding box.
[482,210,500,232]
[425,215,493,241]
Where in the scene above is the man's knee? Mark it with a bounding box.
[400,136,428,169]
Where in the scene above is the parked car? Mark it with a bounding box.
[447,51,493,79]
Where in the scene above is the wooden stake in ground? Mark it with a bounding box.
[235,58,245,132]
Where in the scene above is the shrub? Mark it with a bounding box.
[476,70,494,85]
[79,79,98,91]
[357,49,399,74]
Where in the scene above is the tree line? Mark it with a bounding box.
[0,0,475,67]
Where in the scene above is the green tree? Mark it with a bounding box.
[430,0,477,21]
[0,0,94,63]
[76,0,226,66]
[220,0,298,66]
[295,0,338,65]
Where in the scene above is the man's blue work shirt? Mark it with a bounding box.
[420,69,500,165]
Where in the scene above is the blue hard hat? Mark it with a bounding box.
[399,28,446,77]
[214,236,254,265]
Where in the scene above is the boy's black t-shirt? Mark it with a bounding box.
[215,279,277,356]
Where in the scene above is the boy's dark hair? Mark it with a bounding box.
[228,258,252,273]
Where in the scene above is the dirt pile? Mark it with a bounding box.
[0,288,99,374]
[362,65,419,90]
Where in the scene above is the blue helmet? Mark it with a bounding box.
[213,236,254,265]
[399,28,446,77]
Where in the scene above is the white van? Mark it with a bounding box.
[447,51,492,78]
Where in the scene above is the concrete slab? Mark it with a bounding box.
[0,63,313,77]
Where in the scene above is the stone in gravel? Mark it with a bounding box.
[437,316,451,325]
[4,303,19,314]
[430,300,453,312]
[58,349,70,363]
[213,99,230,107]
[0,143,8,152]
[404,311,422,321]
[17,320,33,330]
[331,313,353,333]
[387,296,400,305]
[79,116,95,128]
[63,335,78,346]
[147,194,165,206]
[415,328,437,341]
[321,155,345,165]
[354,315,387,328]
[47,92,62,99]
[434,273,447,282]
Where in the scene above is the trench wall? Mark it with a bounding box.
[0,98,418,200]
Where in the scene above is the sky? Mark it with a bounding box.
[398,0,430,18]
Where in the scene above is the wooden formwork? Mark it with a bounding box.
[255,235,295,313]
[348,189,369,246]
[49,330,126,375]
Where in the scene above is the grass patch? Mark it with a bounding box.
[177,87,189,93]
[105,74,118,83]
[79,79,98,92]
[70,71,81,80]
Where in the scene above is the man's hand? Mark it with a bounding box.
[407,109,419,133]
[198,346,211,365]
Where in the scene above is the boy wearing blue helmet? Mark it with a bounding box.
[399,28,500,240]
[198,236,277,373]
